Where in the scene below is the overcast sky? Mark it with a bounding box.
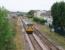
[0,0,64,12]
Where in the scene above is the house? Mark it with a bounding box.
[34,10,53,26]
[34,10,46,17]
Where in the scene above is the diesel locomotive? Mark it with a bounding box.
[22,19,34,34]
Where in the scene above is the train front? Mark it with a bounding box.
[26,23,34,34]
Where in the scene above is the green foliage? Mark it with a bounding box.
[27,10,34,18]
[51,2,65,35]
[33,17,46,24]
[0,7,15,50]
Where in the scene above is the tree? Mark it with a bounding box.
[51,2,65,35]
[27,10,34,18]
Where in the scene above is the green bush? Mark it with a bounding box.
[33,17,46,24]
[0,7,15,50]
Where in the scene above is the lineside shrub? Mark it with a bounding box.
[0,7,15,50]
[33,17,46,24]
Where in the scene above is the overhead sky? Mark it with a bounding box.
[0,0,64,12]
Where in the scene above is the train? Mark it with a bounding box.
[22,19,34,34]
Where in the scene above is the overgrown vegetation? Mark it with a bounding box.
[51,2,65,35]
[0,7,15,50]
[33,17,46,24]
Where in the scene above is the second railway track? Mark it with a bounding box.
[34,28,61,50]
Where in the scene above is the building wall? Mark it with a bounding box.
[34,10,44,17]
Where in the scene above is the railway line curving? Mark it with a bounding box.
[21,17,62,50]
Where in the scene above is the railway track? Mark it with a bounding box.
[28,34,42,50]
[21,17,62,50]
[21,18,43,50]
[25,33,50,50]
[34,28,61,50]
[25,28,61,50]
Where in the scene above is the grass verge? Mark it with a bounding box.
[14,17,24,50]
